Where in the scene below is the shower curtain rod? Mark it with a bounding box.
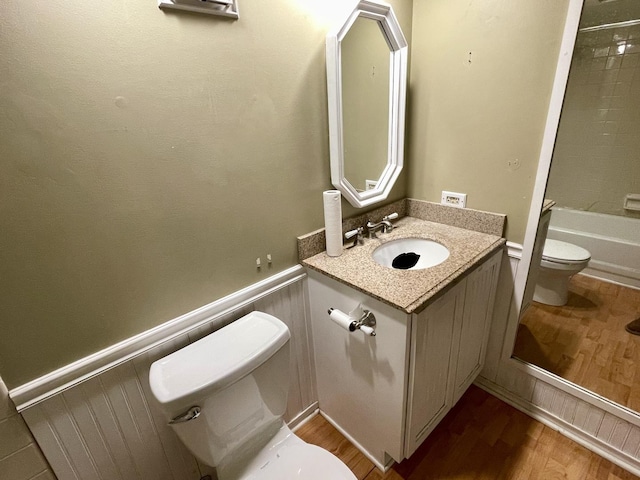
[579,18,640,32]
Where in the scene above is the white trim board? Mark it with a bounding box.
[319,410,395,473]
[506,241,523,259]
[290,404,320,433]
[508,357,640,427]
[10,266,306,412]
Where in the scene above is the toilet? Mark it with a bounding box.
[533,239,591,306]
[149,311,356,480]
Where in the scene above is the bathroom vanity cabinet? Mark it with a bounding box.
[306,249,501,468]
[405,251,500,457]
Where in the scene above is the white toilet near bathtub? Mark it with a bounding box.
[148,311,356,480]
[534,238,591,306]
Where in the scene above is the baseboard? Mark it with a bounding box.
[475,376,640,477]
[319,410,394,472]
[289,402,319,431]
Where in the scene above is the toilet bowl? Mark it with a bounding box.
[533,239,591,306]
[148,311,356,480]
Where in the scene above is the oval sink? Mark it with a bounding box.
[372,238,450,270]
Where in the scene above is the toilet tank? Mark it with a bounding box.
[149,311,291,467]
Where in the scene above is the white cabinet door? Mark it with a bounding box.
[306,270,411,467]
[404,280,465,458]
[451,251,502,403]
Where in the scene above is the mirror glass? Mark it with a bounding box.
[341,17,390,193]
[326,1,407,208]
[512,0,640,411]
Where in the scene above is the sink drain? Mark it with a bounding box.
[392,252,420,269]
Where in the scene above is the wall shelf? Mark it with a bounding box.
[158,0,239,19]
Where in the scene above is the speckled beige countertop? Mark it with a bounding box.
[302,216,505,314]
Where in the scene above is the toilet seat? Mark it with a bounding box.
[240,443,357,480]
[535,239,592,306]
[226,424,357,480]
[542,239,590,265]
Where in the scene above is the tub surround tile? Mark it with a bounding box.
[302,216,505,314]
[0,375,55,480]
[0,443,50,480]
[0,415,33,459]
[0,377,15,422]
[31,471,57,480]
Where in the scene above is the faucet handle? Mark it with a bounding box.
[345,227,364,248]
[382,212,399,233]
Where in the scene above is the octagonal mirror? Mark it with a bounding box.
[326,0,408,208]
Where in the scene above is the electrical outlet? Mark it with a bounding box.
[441,191,467,208]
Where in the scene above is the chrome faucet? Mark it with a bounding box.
[366,213,398,238]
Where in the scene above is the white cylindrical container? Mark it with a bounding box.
[323,190,343,257]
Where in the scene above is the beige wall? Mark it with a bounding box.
[0,0,412,388]
[0,0,571,390]
[407,0,570,243]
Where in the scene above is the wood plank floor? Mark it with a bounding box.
[513,274,640,410]
[296,385,639,480]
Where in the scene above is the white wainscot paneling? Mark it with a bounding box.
[19,270,316,480]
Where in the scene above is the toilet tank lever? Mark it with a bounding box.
[169,406,201,425]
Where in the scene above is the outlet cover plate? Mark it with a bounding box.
[441,191,467,208]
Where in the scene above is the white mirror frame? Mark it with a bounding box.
[326,0,408,208]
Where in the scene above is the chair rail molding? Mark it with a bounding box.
[10,265,306,411]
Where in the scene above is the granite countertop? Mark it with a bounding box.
[302,216,505,314]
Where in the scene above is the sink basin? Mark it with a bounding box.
[372,238,450,270]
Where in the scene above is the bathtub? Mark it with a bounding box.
[547,207,640,289]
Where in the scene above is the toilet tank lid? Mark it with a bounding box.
[149,311,290,410]
[543,239,591,263]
